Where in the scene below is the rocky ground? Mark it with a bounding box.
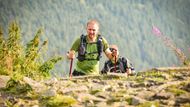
[0,67,190,107]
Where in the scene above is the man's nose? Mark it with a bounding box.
[90,30,94,33]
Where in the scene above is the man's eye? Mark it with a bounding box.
[88,29,96,32]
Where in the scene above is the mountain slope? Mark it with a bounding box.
[0,0,190,74]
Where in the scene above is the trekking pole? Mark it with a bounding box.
[114,56,117,73]
[69,58,73,79]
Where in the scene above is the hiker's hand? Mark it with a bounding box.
[67,50,75,59]
[126,68,132,76]
[111,49,117,57]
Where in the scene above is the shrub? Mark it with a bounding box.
[0,21,63,80]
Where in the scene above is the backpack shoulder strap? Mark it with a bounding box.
[121,57,128,69]
[97,34,102,40]
[80,34,87,44]
[121,57,135,70]
[96,34,103,60]
[77,34,87,61]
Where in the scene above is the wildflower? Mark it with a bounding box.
[152,25,188,66]
[152,26,162,37]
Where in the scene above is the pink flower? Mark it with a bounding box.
[152,26,162,37]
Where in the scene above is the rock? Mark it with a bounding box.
[95,102,108,107]
[95,91,110,99]
[131,82,145,88]
[144,80,156,87]
[131,96,146,105]
[175,94,190,104]
[152,67,190,71]
[77,93,106,102]
[168,100,175,106]
[0,75,10,88]
[137,90,155,100]
[43,77,58,86]
[173,73,186,80]
[88,83,105,91]
[111,101,128,107]
[60,85,88,94]
[161,73,171,80]
[182,83,190,92]
[23,77,46,93]
[41,87,57,97]
[0,96,4,105]
[152,90,174,100]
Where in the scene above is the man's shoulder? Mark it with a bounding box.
[100,36,108,45]
[119,56,128,62]
[119,56,126,60]
[74,37,81,43]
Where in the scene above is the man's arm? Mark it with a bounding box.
[105,48,114,59]
[67,38,80,59]
[122,57,134,75]
[102,37,115,59]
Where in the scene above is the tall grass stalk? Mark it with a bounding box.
[152,25,190,66]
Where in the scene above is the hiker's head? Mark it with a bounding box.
[110,45,119,57]
[86,19,99,40]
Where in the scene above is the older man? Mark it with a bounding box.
[101,45,135,75]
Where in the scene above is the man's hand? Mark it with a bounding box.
[111,49,117,57]
[67,50,75,59]
[105,48,118,59]
[126,68,132,76]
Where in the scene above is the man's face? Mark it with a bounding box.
[86,23,99,40]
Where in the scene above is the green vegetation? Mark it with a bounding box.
[0,21,62,93]
[90,89,101,95]
[125,97,133,105]
[167,88,187,96]
[42,94,77,107]
[4,78,32,94]
[138,101,160,107]
[166,84,188,96]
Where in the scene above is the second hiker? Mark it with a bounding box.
[100,45,135,75]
